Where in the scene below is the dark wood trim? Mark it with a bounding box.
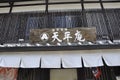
[77,68,85,80]
[0,1,120,8]
[0,44,120,52]
[9,2,14,13]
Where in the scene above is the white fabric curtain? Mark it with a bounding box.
[20,53,41,68]
[0,49,119,68]
[82,54,103,67]
[62,53,82,68]
[81,50,103,67]
[41,53,61,68]
[103,54,120,66]
[0,54,21,68]
[101,49,120,66]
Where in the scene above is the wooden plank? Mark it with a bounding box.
[29,27,96,44]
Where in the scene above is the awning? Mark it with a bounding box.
[0,49,119,68]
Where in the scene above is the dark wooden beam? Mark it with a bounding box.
[45,0,48,13]
[9,2,14,14]
[0,44,120,52]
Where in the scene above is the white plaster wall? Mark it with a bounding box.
[49,0,79,2]
[84,3,101,9]
[12,5,45,13]
[0,8,10,13]
[0,3,9,6]
[48,4,82,11]
[14,1,45,5]
[103,3,120,9]
[116,76,120,80]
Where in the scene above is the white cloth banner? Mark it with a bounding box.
[20,54,41,68]
[0,49,119,68]
[62,53,82,68]
[0,54,20,68]
[41,54,61,68]
[103,53,120,66]
[82,54,103,67]
[101,49,120,66]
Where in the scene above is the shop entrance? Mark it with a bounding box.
[50,69,77,80]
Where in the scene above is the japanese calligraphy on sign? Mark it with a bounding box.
[30,27,96,45]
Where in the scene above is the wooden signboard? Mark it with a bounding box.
[30,27,96,45]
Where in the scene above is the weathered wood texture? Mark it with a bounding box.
[30,27,96,44]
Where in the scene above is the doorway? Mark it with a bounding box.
[50,69,77,80]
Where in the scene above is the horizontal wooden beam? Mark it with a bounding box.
[0,44,120,52]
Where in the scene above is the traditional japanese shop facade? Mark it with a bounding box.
[0,0,120,80]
